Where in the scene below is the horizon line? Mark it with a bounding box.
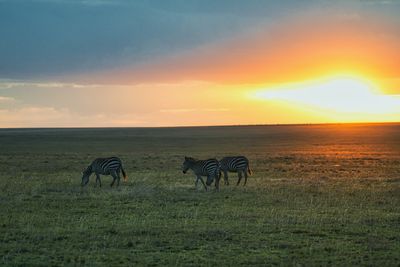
[0,121,399,130]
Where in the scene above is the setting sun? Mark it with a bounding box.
[251,76,400,118]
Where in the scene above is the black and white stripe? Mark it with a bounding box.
[219,156,252,186]
[182,156,220,190]
[81,156,127,187]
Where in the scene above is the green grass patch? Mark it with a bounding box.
[0,125,399,266]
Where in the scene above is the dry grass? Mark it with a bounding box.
[0,124,399,266]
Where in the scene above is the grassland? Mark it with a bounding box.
[0,124,399,266]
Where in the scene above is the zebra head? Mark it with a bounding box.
[81,166,92,186]
[182,156,195,174]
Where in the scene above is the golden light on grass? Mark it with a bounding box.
[251,76,400,119]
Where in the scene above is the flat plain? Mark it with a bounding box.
[0,124,399,266]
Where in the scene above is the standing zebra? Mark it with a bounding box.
[219,156,252,186]
[81,157,127,187]
[182,156,221,190]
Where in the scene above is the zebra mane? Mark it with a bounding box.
[185,156,196,162]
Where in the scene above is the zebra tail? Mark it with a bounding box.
[121,166,128,181]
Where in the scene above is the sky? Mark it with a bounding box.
[0,0,400,127]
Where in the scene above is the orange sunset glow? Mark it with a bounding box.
[251,76,400,121]
[1,1,399,127]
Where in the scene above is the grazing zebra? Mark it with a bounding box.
[219,156,252,186]
[81,157,127,187]
[182,156,221,190]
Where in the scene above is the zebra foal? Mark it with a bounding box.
[81,157,127,187]
[182,156,221,190]
[219,156,252,186]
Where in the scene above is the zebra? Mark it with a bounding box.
[182,156,221,190]
[219,156,252,186]
[81,157,127,187]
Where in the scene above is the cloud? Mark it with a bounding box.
[160,108,196,113]
[0,0,126,5]
[1,0,399,81]
[87,7,400,87]
[0,106,75,127]
[0,96,15,102]
[160,108,229,113]
[1,76,398,127]
[0,106,146,128]
[361,0,400,5]
[0,80,104,89]
[0,0,279,79]
[0,79,239,127]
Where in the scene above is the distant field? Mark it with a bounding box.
[1,124,399,266]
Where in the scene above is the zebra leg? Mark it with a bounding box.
[198,176,208,191]
[237,171,243,186]
[223,170,229,185]
[244,169,248,186]
[117,174,121,186]
[215,174,220,191]
[110,171,118,187]
[115,171,121,187]
[95,174,102,187]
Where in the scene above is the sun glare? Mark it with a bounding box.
[252,76,400,115]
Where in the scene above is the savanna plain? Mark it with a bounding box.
[0,124,399,266]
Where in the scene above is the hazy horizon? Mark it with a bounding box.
[1,121,399,130]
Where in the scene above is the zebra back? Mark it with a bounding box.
[220,156,249,172]
[184,157,219,177]
[91,157,124,176]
